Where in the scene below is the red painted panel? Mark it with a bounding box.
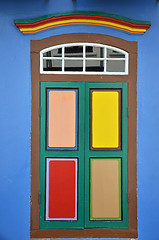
[48,159,76,219]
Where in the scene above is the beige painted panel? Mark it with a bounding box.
[48,90,76,148]
[92,159,120,219]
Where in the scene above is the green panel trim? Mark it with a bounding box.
[119,158,121,221]
[87,151,123,157]
[40,81,85,229]
[14,10,151,25]
[44,151,81,158]
[90,158,121,221]
[121,82,129,227]
[84,82,128,229]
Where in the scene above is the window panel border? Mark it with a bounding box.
[89,88,122,150]
[45,157,78,221]
[46,88,79,150]
[90,157,122,221]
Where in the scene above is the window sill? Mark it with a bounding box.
[30,228,138,239]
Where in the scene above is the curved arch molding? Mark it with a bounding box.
[14,11,151,35]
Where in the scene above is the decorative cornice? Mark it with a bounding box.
[14,11,151,34]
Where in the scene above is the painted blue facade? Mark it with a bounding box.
[0,0,159,239]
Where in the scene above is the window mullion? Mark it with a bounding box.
[62,47,65,73]
[83,45,86,73]
[104,47,107,73]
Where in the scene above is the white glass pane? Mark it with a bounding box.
[43,48,62,57]
[106,60,125,72]
[64,60,83,71]
[85,60,104,72]
[107,49,125,59]
[43,59,62,71]
[64,46,83,58]
[86,46,104,58]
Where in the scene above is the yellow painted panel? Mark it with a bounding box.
[92,91,119,148]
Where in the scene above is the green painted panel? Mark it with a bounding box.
[84,82,128,229]
[40,82,85,229]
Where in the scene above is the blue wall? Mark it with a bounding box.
[0,0,159,239]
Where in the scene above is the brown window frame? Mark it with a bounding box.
[30,33,137,239]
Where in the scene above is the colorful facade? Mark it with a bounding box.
[0,0,158,240]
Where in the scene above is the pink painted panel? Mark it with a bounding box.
[48,90,76,148]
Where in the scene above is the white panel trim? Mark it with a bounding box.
[45,158,78,221]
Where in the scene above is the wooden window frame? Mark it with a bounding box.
[31,33,137,238]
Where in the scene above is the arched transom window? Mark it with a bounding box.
[40,43,128,75]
